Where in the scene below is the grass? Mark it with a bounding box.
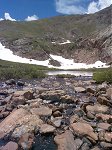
[93,68,112,83]
[0,59,56,80]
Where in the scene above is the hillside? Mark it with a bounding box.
[0,5,111,65]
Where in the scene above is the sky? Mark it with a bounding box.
[0,0,111,21]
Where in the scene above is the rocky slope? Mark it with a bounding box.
[0,5,112,65]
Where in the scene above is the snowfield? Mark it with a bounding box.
[0,42,109,70]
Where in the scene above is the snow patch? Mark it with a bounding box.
[0,42,109,70]
[52,40,71,45]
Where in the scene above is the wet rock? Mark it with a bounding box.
[86,104,108,114]
[70,122,98,141]
[39,124,55,134]
[74,87,86,93]
[0,141,18,150]
[31,106,52,116]
[18,133,34,150]
[54,130,77,150]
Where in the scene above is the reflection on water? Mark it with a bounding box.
[47,71,93,76]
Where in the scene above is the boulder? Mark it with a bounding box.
[86,104,108,114]
[0,108,29,139]
[97,96,112,106]
[74,87,86,93]
[18,133,34,150]
[70,122,98,141]
[40,90,65,102]
[39,124,55,134]
[31,106,52,116]
[97,123,111,130]
[54,130,77,150]
[0,108,43,139]
[0,141,18,150]
[13,90,34,100]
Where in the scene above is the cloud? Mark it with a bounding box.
[4,13,16,21]
[55,0,86,14]
[0,18,4,21]
[88,0,112,14]
[25,15,39,21]
[55,0,112,15]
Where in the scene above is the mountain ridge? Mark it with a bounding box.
[0,5,111,65]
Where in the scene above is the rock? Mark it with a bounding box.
[39,124,55,134]
[90,146,100,150]
[80,143,90,150]
[51,117,62,127]
[54,130,77,150]
[0,108,43,139]
[104,132,112,142]
[97,123,111,130]
[74,87,86,93]
[18,133,34,150]
[40,90,66,102]
[1,141,18,150]
[86,104,108,114]
[17,81,25,86]
[98,131,112,142]
[74,138,83,149]
[86,87,95,94]
[60,95,74,103]
[100,142,112,148]
[31,106,52,116]
[13,90,34,100]
[86,111,95,120]
[106,88,112,99]
[53,111,62,117]
[97,96,111,106]
[70,122,98,141]
[70,115,80,124]
[5,79,16,85]
[12,114,43,138]
[0,108,29,139]
[10,95,25,106]
[96,114,112,123]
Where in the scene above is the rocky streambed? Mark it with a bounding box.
[0,76,112,150]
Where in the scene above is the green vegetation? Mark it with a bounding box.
[0,60,51,80]
[93,68,112,83]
